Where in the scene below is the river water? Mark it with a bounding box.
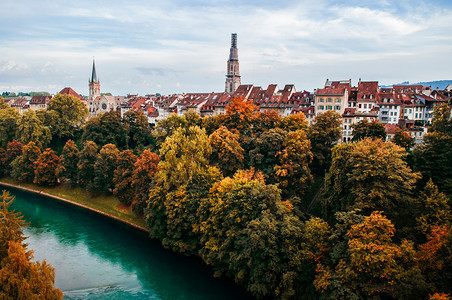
[6,188,253,300]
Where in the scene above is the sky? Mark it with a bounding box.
[0,0,451,96]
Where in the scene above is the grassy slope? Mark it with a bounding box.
[0,178,147,229]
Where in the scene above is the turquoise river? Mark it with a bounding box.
[5,187,253,300]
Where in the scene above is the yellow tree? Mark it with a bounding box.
[209,126,244,176]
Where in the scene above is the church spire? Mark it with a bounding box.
[90,59,98,83]
[225,33,241,94]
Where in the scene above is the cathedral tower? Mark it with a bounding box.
[225,33,241,94]
[88,59,100,101]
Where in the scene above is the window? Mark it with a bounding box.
[327,98,332,102]
[335,98,341,103]
[364,104,367,109]
[318,105,324,110]
[326,105,333,110]
[318,98,324,102]
[335,105,341,110]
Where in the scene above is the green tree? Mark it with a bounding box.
[351,119,386,141]
[392,128,415,150]
[93,143,120,194]
[416,180,451,234]
[46,93,88,141]
[122,110,152,150]
[429,103,452,134]
[77,141,98,189]
[146,126,213,242]
[131,149,159,216]
[16,109,51,149]
[10,142,41,183]
[58,140,80,185]
[209,126,244,177]
[113,150,138,206]
[0,106,20,149]
[82,111,128,149]
[152,111,202,149]
[34,148,60,186]
[413,104,452,196]
[323,138,420,225]
[249,128,287,178]
[307,111,342,173]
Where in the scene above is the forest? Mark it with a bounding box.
[0,94,451,299]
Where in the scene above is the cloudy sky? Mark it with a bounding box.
[1,0,451,96]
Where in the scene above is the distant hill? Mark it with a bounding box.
[383,80,452,89]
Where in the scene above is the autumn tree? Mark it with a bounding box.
[274,129,313,197]
[113,150,138,206]
[16,109,51,149]
[0,191,27,262]
[58,139,80,185]
[0,191,63,299]
[93,143,120,194]
[307,111,341,173]
[0,242,63,300]
[223,97,256,136]
[122,110,152,150]
[4,140,23,176]
[34,148,60,186]
[315,211,428,299]
[351,119,386,141]
[416,225,452,295]
[209,126,244,176]
[0,147,6,177]
[0,106,19,149]
[77,141,98,189]
[252,110,281,136]
[323,138,420,225]
[202,115,225,135]
[278,112,309,132]
[392,128,415,150]
[131,149,159,216]
[10,142,41,183]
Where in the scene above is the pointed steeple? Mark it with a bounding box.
[225,33,241,94]
[91,59,98,83]
[229,33,238,61]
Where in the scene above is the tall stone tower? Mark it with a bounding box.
[225,33,241,94]
[88,59,100,101]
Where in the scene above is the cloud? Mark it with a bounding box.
[0,0,451,94]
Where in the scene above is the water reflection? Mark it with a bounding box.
[7,188,253,300]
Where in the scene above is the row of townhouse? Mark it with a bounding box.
[5,81,451,144]
[314,79,451,143]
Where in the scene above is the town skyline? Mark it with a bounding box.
[1,0,451,95]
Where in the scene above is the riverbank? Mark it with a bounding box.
[0,178,148,232]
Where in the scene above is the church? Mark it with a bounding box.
[87,59,123,118]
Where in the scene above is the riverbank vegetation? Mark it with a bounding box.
[0,190,63,299]
[1,95,451,299]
